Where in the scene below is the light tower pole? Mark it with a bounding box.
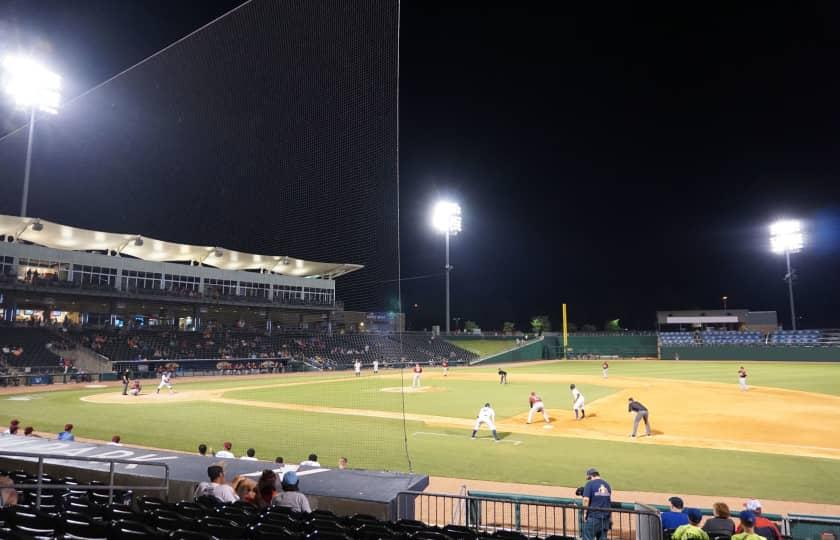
[432,201,462,334]
[770,220,804,330]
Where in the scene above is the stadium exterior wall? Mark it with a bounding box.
[661,346,840,362]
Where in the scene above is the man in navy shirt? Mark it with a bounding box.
[582,467,612,540]
[661,496,690,531]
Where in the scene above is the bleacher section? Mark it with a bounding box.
[660,329,825,346]
[0,327,66,372]
[769,329,822,345]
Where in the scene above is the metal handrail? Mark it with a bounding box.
[0,451,170,508]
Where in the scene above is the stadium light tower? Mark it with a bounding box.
[432,200,462,333]
[770,219,804,330]
[1,55,62,217]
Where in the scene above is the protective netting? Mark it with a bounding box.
[0,0,407,469]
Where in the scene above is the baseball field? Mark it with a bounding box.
[2,360,840,505]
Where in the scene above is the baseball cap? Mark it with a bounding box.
[744,499,762,511]
[281,471,299,486]
[668,497,685,509]
[585,468,599,477]
[484,403,491,407]
[223,442,232,450]
[739,510,756,525]
[686,508,702,523]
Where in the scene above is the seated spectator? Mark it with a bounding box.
[3,419,19,435]
[198,444,208,456]
[0,476,18,508]
[256,470,278,509]
[662,496,690,531]
[23,427,39,437]
[672,508,709,540]
[733,510,765,540]
[108,435,122,446]
[703,502,736,538]
[338,457,348,469]
[300,453,320,467]
[737,500,781,540]
[203,465,238,503]
[241,448,258,461]
[215,441,235,458]
[232,476,257,504]
[57,423,75,441]
[275,456,284,465]
[271,471,311,513]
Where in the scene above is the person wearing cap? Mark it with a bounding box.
[271,471,311,513]
[661,496,690,531]
[736,500,780,540]
[671,508,709,540]
[471,403,500,441]
[732,510,767,540]
[627,398,651,437]
[215,442,235,458]
[702,502,736,538]
[581,468,611,540]
[57,423,75,441]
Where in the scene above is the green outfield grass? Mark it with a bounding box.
[447,339,517,357]
[2,360,840,503]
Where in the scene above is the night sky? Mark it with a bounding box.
[2,2,840,331]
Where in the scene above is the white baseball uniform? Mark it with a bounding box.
[373,360,379,374]
[474,405,496,432]
[157,372,173,392]
[354,361,361,376]
[412,366,422,388]
[527,394,550,423]
[572,387,585,411]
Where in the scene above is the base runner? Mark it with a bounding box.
[471,402,500,441]
[156,371,173,394]
[527,391,550,424]
[412,363,422,388]
[570,384,586,419]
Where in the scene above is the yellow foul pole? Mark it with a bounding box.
[562,303,568,359]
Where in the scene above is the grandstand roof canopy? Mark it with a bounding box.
[0,214,363,279]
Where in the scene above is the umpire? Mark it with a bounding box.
[121,370,131,396]
[582,467,612,540]
[627,397,651,437]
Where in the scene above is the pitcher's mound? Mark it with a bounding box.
[380,386,446,394]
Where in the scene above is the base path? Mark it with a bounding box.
[82,372,840,460]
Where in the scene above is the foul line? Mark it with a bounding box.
[413,432,522,446]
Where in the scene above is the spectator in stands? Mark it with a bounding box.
[272,471,311,513]
[23,426,39,437]
[737,500,781,540]
[198,444,209,456]
[703,502,736,537]
[206,465,238,503]
[3,419,19,434]
[256,470,278,509]
[232,476,257,504]
[300,453,320,467]
[57,423,75,441]
[275,456,284,465]
[215,441,235,458]
[0,476,18,508]
[338,457,348,469]
[732,511,764,540]
[671,508,708,540]
[581,468,611,540]
[662,496,690,530]
[241,448,258,461]
[108,435,122,446]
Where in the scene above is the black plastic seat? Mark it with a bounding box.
[63,518,109,540]
[216,506,257,526]
[442,525,477,540]
[197,517,243,539]
[174,502,207,520]
[107,519,163,540]
[354,523,396,540]
[151,509,196,534]
[305,531,350,540]
[195,495,223,509]
[413,531,452,540]
[7,508,60,538]
[167,531,217,540]
[250,523,297,540]
[138,496,168,512]
[103,504,138,522]
[491,532,526,540]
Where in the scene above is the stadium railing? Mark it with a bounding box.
[396,490,663,539]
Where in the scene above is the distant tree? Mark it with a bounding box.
[530,315,551,335]
[604,319,622,332]
[502,321,516,334]
[581,323,597,332]
[464,320,479,332]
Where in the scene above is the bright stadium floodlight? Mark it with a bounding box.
[431,200,462,333]
[769,219,805,330]
[2,55,63,218]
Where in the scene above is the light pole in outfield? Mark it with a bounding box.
[769,219,804,330]
[431,201,462,334]
[1,55,62,217]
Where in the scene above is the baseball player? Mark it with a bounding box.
[412,363,423,388]
[498,368,508,385]
[527,391,550,424]
[156,371,174,394]
[121,370,130,396]
[471,402,500,441]
[129,380,141,396]
[738,366,748,391]
[354,360,362,377]
[442,359,449,377]
[602,361,609,379]
[628,397,651,437]
[373,359,379,374]
[570,384,586,419]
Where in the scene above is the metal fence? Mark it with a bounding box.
[0,451,170,509]
[396,491,663,540]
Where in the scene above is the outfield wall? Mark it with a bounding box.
[470,339,549,364]
[661,345,840,362]
[541,335,658,358]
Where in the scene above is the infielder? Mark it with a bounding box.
[738,366,748,391]
[498,368,508,385]
[156,371,174,394]
[373,359,379,374]
[412,363,423,388]
[442,359,449,377]
[471,402,500,441]
[570,384,586,419]
[628,397,651,437]
[354,360,362,377]
[527,391,550,424]
[602,361,609,379]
